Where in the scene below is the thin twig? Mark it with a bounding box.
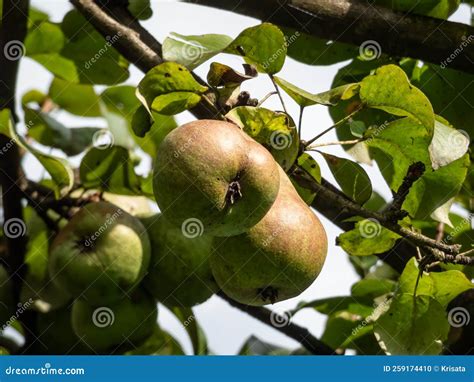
[269,74,288,113]
[305,105,363,147]
[217,291,335,355]
[307,139,364,149]
[257,91,277,107]
[297,107,304,139]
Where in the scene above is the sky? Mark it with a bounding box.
[13,0,472,355]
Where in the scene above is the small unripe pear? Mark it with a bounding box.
[49,202,151,305]
[142,213,217,307]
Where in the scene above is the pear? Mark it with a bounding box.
[0,265,15,325]
[141,213,217,307]
[48,201,151,305]
[36,307,90,354]
[72,289,157,352]
[153,119,280,236]
[211,168,328,305]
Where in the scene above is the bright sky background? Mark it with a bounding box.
[14,0,471,354]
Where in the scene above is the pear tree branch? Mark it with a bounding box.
[217,291,335,355]
[183,0,474,74]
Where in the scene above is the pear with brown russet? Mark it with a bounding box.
[153,119,280,237]
[211,168,328,305]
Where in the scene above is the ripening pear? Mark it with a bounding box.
[72,289,157,352]
[48,202,151,305]
[141,213,217,307]
[211,167,328,305]
[153,120,280,237]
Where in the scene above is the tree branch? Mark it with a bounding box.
[291,167,461,255]
[184,0,474,74]
[70,0,220,120]
[217,291,335,355]
[0,0,30,302]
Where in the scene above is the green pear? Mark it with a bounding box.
[35,307,90,354]
[72,289,157,352]
[0,265,15,326]
[153,119,280,236]
[141,213,217,307]
[211,168,328,305]
[48,201,151,305]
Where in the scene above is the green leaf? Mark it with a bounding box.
[100,86,176,157]
[320,153,372,205]
[0,109,73,196]
[399,258,473,308]
[410,63,474,137]
[337,219,400,257]
[295,296,372,316]
[127,0,153,20]
[274,77,359,108]
[150,92,202,115]
[360,65,435,133]
[23,207,50,281]
[282,28,359,66]
[374,294,449,354]
[26,11,129,84]
[60,10,129,84]
[273,77,324,107]
[48,78,101,117]
[79,146,147,195]
[25,107,100,156]
[429,119,469,170]
[226,106,298,170]
[351,278,396,299]
[321,311,364,349]
[138,62,207,114]
[163,32,232,70]
[290,153,321,205]
[366,117,470,222]
[170,307,208,355]
[225,23,286,74]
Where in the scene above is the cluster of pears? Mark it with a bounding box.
[7,119,327,354]
[153,119,328,306]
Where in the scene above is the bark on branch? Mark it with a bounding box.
[0,0,30,301]
[217,291,335,355]
[183,0,474,74]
